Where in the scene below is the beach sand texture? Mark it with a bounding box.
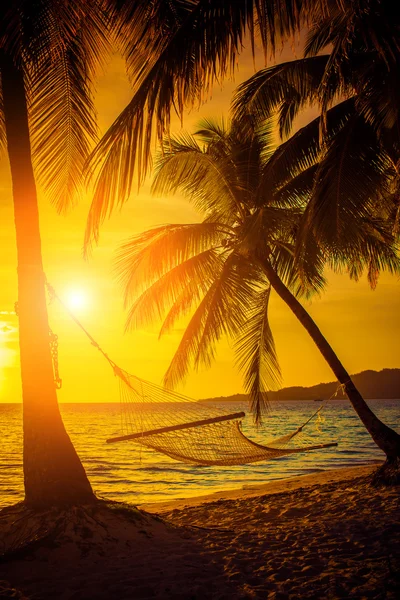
[0,464,399,599]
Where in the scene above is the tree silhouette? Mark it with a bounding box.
[232,0,400,260]
[115,117,400,465]
[0,0,111,507]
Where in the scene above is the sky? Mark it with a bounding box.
[0,44,399,403]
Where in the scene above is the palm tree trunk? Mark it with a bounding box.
[262,259,400,461]
[0,53,96,507]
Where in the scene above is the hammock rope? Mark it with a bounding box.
[46,281,338,466]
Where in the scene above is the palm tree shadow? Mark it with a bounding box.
[0,500,237,599]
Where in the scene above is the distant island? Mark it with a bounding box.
[201,369,400,403]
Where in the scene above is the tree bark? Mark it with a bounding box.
[1,53,96,507]
[262,259,400,460]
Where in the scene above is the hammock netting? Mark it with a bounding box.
[107,367,337,466]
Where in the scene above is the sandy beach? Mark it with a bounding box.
[1,464,399,599]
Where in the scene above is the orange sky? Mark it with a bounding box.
[0,45,399,403]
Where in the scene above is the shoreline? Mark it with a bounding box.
[1,462,399,599]
[139,462,382,512]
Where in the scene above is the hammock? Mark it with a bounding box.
[47,283,337,466]
[107,366,337,465]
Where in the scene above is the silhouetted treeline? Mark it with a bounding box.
[201,369,400,403]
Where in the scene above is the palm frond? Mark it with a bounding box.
[113,0,193,75]
[303,116,391,248]
[355,63,400,136]
[115,222,229,306]
[124,248,222,331]
[158,279,208,339]
[194,116,229,146]
[162,263,228,389]
[84,0,304,249]
[273,164,317,207]
[326,216,400,288]
[229,116,276,203]
[239,205,300,260]
[0,1,49,69]
[363,230,400,289]
[234,285,281,424]
[304,10,346,57]
[256,98,355,203]
[232,56,329,136]
[151,132,244,223]
[163,251,264,388]
[276,91,303,140]
[304,4,394,138]
[27,1,110,212]
[192,254,265,370]
[279,230,326,298]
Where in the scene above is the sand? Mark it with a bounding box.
[0,464,399,599]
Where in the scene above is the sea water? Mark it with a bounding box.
[0,400,398,508]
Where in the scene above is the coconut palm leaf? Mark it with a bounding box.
[7,1,110,212]
[363,228,400,288]
[192,253,266,371]
[194,117,230,146]
[0,0,50,66]
[303,116,392,248]
[255,98,356,205]
[162,250,267,388]
[124,248,222,331]
[239,206,298,258]
[232,56,330,136]
[304,10,345,57]
[272,164,317,207]
[306,0,400,67]
[151,131,244,223]
[158,279,209,339]
[325,216,400,287]
[304,1,400,137]
[229,117,276,201]
[355,62,400,136]
[113,0,193,74]
[84,0,306,249]
[271,234,326,298]
[234,285,281,423]
[115,222,230,305]
[162,251,242,388]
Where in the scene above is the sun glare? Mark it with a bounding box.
[66,289,89,311]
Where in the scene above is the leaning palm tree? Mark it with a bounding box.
[0,0,113,507]
[115,117,400,466]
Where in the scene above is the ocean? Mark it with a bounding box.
[1,399,398,508]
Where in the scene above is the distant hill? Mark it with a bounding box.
[201,369,400,403]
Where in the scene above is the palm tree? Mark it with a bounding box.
[0,0,323,509]
[0,0,112,507]
[228,3,400,477]
[231,0,400,256]
[115,117,400,465]
[90,2,398,245]
[84,0,316,250]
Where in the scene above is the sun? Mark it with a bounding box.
[66,289,89,311]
